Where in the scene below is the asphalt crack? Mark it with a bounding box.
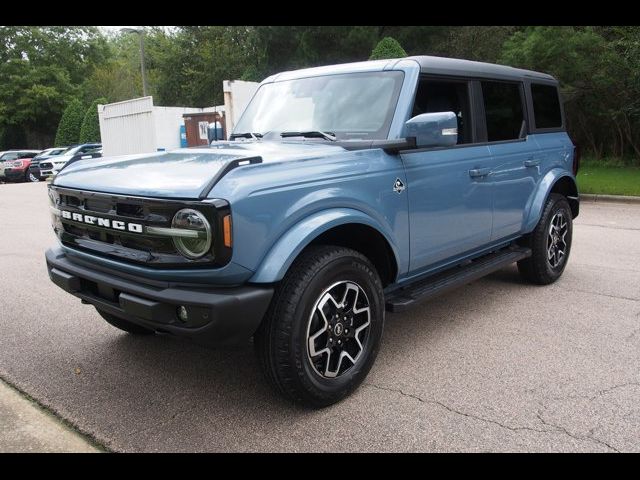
[550,381,640,402]
[536,412,620,453]
[365,382,621,452]
[578,223,640,232]
[366,383,551,434]
[556,286,639,303]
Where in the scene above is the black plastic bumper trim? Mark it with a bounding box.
[46,248,273,345]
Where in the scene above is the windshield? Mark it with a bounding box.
[234,71,404,141]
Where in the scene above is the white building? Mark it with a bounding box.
[98,80,259,157]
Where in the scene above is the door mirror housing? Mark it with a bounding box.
[405,112,458,148]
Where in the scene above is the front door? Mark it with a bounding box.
[400,77,493,274]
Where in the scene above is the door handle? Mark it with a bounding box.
[524,158,540,167]
[469,168,491,178]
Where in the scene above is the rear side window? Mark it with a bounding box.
[531,83,562,129]
[481,81,525,142]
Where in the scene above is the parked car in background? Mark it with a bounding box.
[56,148,103,175]
[0,150,42,183]
[39,144,102,178]
[27,147,68,182]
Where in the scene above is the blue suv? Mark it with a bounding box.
[45,56,579,407]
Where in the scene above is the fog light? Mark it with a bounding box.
[177,306,189,323]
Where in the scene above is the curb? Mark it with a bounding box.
[580,194,640,205]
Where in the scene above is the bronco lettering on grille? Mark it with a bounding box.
[60,210,143,234]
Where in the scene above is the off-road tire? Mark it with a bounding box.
[254,245,385,408]
[96,309,156,335]
[518,193,573,285]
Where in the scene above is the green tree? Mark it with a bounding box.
[0,26,109,148]
[499,26,636,161]
[54,99,84,146]
[78,97,107,143]
[369,37,407,60]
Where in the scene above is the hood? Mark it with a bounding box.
[52,141,345,199]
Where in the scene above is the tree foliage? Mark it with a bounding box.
[0,26,108,148]
[54,98,84,147]
[369,37,407,60]
[79,97,107,143]
[3,25,640,163]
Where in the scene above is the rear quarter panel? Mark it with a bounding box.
[523,131,576,232]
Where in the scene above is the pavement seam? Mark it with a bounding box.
[577,223,640,232]
[126,402,204,442]
[556,286,639,303]
[365,382,621,452]
[0,374,111,453]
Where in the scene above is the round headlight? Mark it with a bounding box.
[171,209,212,259]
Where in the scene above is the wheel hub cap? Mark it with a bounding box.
[306,281,371,379]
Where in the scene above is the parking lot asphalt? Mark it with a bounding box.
[0,181,638,452]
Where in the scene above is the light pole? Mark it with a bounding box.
[121,28,149,97]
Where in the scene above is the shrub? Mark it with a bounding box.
[78,97,107,144]
[369,37,407,60]
[54,99,84,147]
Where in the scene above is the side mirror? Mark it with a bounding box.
[405,112,458,148]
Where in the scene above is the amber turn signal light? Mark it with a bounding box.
[223,215,232,248]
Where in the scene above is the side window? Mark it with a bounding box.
[481,81,525,142]
[412,78,472,145]
[531,83,562,129]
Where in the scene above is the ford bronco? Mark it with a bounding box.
[46,56,579,407]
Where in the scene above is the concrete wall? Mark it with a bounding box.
[223,80,260,138]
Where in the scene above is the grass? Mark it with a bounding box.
[576,162,640,196]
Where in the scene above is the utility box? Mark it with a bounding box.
[98,97,225,156]
[182,111,226,147]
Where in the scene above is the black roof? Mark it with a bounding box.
[406,55,556,82]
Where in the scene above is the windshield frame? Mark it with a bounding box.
[234,70,406,142]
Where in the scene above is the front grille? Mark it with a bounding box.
[40,162,53,169]
[50,186,228,268]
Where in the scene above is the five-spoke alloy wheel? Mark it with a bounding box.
[547,211,568,268]
[306,281,371,379]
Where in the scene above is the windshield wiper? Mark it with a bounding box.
[229,132,263,140]
[280,131,337,141]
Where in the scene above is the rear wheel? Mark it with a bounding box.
[254,245,385,408]
[518,193,573,285]
[96,309,156,335]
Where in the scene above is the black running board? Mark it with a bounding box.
[385,246,531,312]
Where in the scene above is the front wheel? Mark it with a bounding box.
[27,170,39,182]
[518,193,573,285]
[254,245,385,408]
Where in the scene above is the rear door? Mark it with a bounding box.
[479,80,541,241]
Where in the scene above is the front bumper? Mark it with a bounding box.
[45,247,274,345]
[4,168,27,181]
